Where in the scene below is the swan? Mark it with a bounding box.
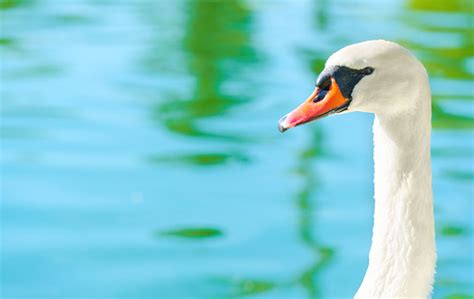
[278,40,436,298]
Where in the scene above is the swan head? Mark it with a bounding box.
[278,40,428,132]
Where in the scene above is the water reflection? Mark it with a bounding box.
[293,129,334,298]
[148,151,250,167]
[403,0,474,130]
[0,0,33,10]
[402,1,473,297]
[157,227,224,239]
[290,3,337,297]
[148,0,258,141]
[1,0,472,298]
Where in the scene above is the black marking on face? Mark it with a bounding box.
[332,66,374,99]
[316,65,374,100]
[315,65,374,110]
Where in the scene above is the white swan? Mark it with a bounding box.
[278,40,436,298]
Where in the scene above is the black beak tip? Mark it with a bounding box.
[278,123,287,133]
[278,115,288,133]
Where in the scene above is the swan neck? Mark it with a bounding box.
[356,109,436,297]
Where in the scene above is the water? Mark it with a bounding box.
[1,0,473,298]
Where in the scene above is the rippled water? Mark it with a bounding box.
[1,0,473,298]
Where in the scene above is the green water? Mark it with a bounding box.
[1,0,473,298]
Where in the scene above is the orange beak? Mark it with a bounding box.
[278,78,349,132]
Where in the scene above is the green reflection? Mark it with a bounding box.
[0,37,14,46]
[148,0,258,141]
[157,227,223,239]
[443,169,474,181]
[402,0,474,131]
[404,0,473,80]
[0,0,32,10]
[230,279,275,297]
[439,225,467,237]
[208,277,276,297]
[293,128,335,299]
[432,104,474,129]
[290,5,338,295]
[148,151,250,166]
[407,0,473,12]
[313,0,329,30]
[207,3,338,296]
[443,294,474,299]
[52,14,93,25]
[402,2,473,295]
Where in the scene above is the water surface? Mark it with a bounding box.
[1,0,473,298]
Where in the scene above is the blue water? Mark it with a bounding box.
[1,0,473,298]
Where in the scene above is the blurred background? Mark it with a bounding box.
[1,0,473,298]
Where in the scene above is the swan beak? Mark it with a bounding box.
[278,78,348,133]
